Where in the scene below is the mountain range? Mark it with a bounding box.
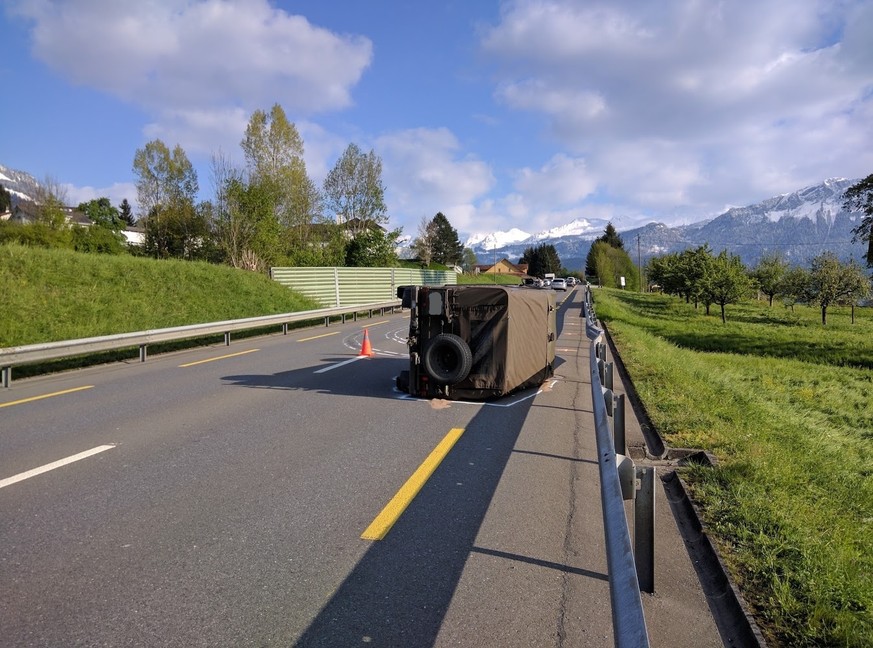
[461,177,868,270]
[1,163,867,269]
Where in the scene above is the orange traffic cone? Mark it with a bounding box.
[359,328,374,357]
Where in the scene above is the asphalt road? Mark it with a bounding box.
[1,291,603,647]
[0,294,580,646]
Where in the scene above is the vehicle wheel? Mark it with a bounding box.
[423,333,473,385]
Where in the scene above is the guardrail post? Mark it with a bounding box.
[604,361,614,390]
[324,317,330,327]
[635,467,656,593]
[139,345,148,362]
[224,332,231,346]
[614,393,626,455]
[2,366,10,388]
[283,323,288,335]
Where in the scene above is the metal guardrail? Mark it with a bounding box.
[583,287,652,648]
[0,300,401,388]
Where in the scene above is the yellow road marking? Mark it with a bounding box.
[361,427,465,541]
[179,349,259,368]
[297,331,340,342]
[0,385,94,409]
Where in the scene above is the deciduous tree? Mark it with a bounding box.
[806,252,870,325]
[843,174,873,266]
[323,143,388,237]
[701,251,752,323]
[750,253,788,306]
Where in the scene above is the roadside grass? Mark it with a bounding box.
[1,243,321,347]
[594,289,873,646]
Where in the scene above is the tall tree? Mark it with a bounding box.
[118,198,135,226]
[411,215,435,266]
[132,139,198,221]
[843,174,873,266]
[323,143,388,237]
[585,222,625,278]
[241,103,305,183]
[520,243,562,278]
[429,212,464,265]
[132,139,201,259]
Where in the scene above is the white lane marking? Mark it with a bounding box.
[0,445,117,490]
[314,356,367,374]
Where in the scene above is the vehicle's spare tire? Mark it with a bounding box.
[423,333,473,385]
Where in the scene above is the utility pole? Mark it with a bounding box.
[637,234,643,292]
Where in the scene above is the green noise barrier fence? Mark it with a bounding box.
[270,267,457,307]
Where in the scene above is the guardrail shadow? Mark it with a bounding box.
[292,386,539,647]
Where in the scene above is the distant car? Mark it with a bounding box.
[566,277,576,287]
[551,278,567,291]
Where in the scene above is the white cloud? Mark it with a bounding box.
[64,182,137,208]
[376,128,495,235]
[481,0,873,222]
[10,0,372,154]
[512,154,598,205]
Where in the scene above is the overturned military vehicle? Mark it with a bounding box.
[396,285,557,400]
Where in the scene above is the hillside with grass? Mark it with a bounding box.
[594,288,872,647]
[1,243,321,347]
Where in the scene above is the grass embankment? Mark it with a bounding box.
[1,243,321,348]
[594,289,872,647]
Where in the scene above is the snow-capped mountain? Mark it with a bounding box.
[0,164,40,204]
[462,178,868,270]
[464,228,531,250]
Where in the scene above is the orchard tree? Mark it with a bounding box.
[750,253,788,306]
[701,251,752,323]
[323,143,388,236]
[806,252,870,325]
[779,266,810,312]
[843,174,873,266]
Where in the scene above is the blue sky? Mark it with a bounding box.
[2,0,872,240]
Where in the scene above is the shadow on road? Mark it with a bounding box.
[291,388,537,648]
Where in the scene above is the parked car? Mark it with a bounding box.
[551,278,567,291]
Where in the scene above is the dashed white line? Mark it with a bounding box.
[0,445,117,490]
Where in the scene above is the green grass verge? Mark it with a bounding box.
[594,289,872,647]
[1,243,321,347]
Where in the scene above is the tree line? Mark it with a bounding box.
[0,103,473,272]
